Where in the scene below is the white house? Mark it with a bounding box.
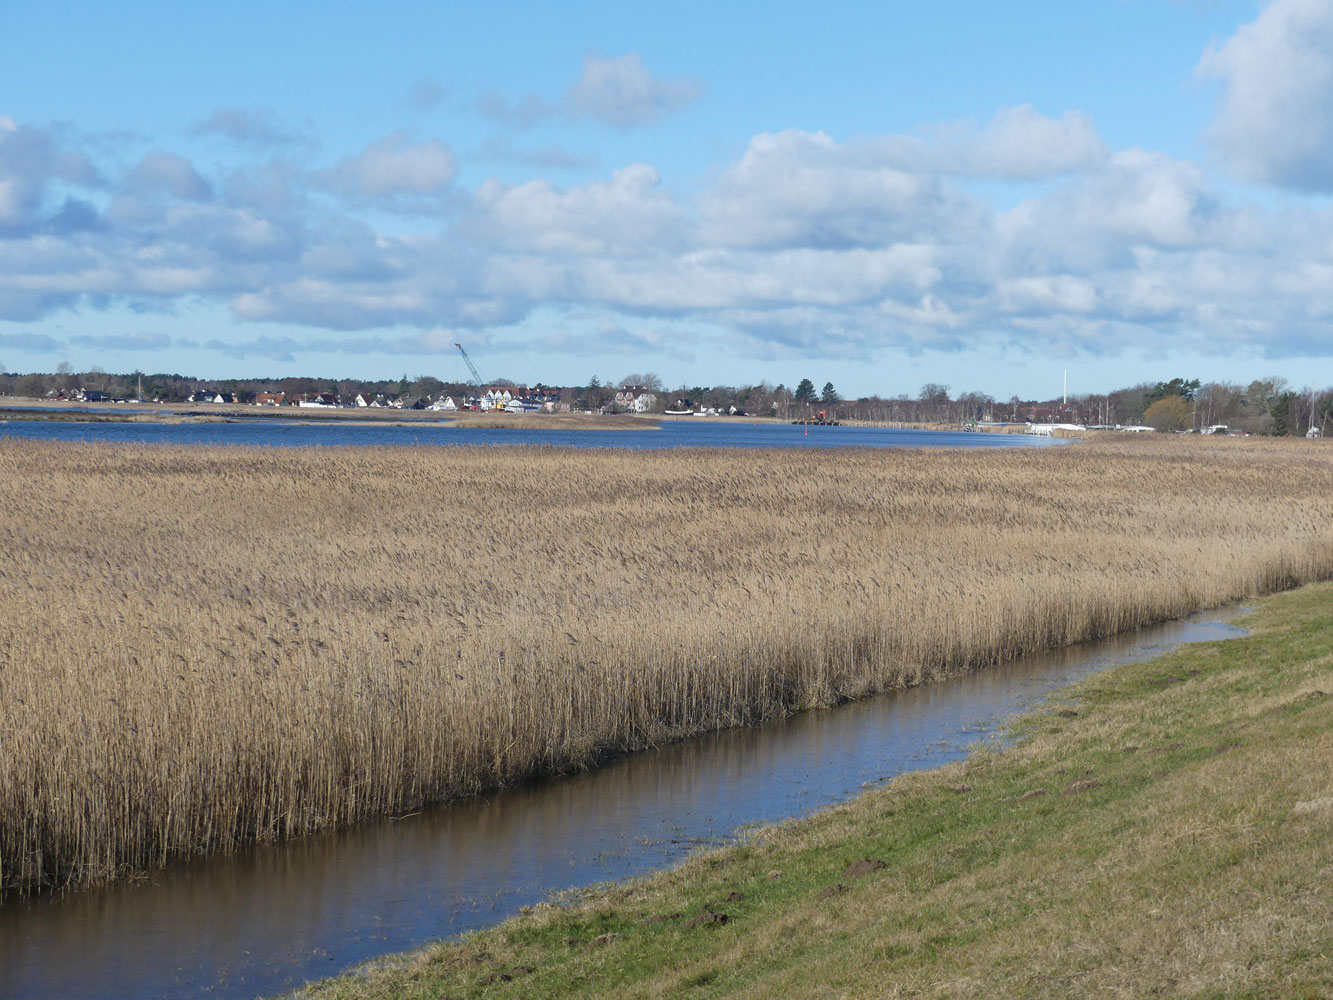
[430,395,457,411]
[614,387,657,413]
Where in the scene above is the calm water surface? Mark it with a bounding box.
[0,608,1245,1000]
[0,415,1066,450]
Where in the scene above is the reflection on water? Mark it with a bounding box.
[0,608,1245,1000]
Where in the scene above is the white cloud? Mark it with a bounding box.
[320,132,457,198]
[997,275,1099,315]
[947,105,1106,178]
[1198,0,1333,191]
[470,164,687,254]
[565,52,705,126]
[699,130,978,250]
[7,108,1333,368]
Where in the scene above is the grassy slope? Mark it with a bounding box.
[295,583,1333,1000]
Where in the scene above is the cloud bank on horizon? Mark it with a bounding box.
[2,0,1332,394]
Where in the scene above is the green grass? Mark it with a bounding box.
[297,582,1331,998]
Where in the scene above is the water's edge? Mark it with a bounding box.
[0,606,1247,1000]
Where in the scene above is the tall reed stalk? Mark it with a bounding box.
[2,435,1331,893]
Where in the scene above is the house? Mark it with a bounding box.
[296,392,338,408]
[430,395,458,411]
[614,387,658,413]
[254,392,285,406]
[354,392,377,407]
[481,387,512,410]
[79,389,109,402]
[398,396,429,410]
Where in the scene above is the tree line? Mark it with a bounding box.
[1,364,1329,434]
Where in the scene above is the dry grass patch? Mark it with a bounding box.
[2,435,1333,893]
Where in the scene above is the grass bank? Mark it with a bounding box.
[295,582,1333,1000]
[3,436,1333,894]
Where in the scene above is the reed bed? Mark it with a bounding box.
[1,435,1332,895]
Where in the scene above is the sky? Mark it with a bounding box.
[2,0,1333,400]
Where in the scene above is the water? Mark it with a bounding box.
[0,413,1065,450]
[0,607,1246,1000]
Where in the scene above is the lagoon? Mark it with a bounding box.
[0,414,1065,450]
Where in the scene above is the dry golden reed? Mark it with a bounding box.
[2,435,1332,894]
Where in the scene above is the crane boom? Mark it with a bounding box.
[455,342,485,389]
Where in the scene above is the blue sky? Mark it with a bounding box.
[2,0,1332,399]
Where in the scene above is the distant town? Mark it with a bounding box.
[1,367,1330,437]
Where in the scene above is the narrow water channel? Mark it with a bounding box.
[0,608,1247,1000]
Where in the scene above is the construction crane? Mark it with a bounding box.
[455,342,486,409]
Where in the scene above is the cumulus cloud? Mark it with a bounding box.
[1198,0,1333,190]
[933,105,1107,178]
[318,132,457,198]
[469,164,687,253]
[565,52,705,127]
[6,106,1333,368]
[0,121,102,234]
[699,130,980,250]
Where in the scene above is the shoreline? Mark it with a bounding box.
[0,399,661,430]
[289,582,1333,999]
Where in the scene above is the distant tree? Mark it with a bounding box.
[411,375,445,397]
[794,378,816,403]
[821,382,840,404]
[1195,381,1244,429]
[1145,377,1201,406]
[15,372,44,397]
[918,383,951,404]
[584,376,609,409]
[1143,395,1192,432]
[55,361,78,392]
[1269,390,1298,436]
[1241,377,1288,434]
